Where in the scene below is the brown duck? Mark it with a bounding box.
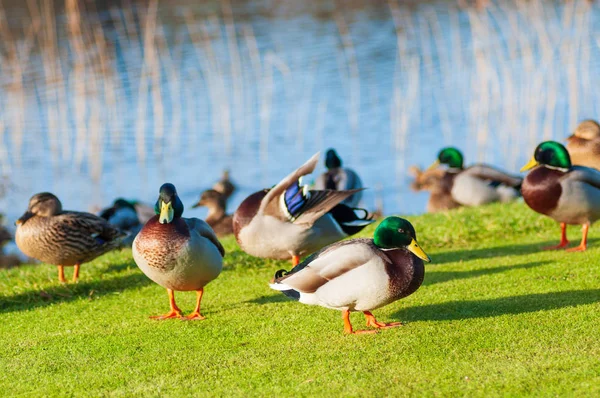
[408,165,461,213]
[191,189,233,237]
[566,119,600,170]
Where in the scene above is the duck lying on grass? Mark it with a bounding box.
[427,147,522,207]
[566,119,600,170]
[15,193,126,282]
[192,189,233,237]
[133,183,224,320]
[233,153,374,266]
[408,165,461,213]
[314,148,363,207]
[270,217,430,335]
[521,141,600,252]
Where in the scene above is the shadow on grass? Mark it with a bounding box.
[393,289,600,322]
[431,238,600,264]
[245,294,291,305]
[0,263,151,314]
[424,261,550,286]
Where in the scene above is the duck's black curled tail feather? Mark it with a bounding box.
[329,204,374,236]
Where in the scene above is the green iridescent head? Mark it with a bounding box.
[154,183,184,224]
[373,217,430,262]
[521,141,571,172]
[436,147,464,169]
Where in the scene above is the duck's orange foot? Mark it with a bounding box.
[183,312,206,321]
[364,311,403,329]
[150,310,183,320]
[566,245,586,252]
[543,241,570,250]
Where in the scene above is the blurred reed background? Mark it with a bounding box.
[0,0,597,219]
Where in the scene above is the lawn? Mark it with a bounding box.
[1,202,599,396]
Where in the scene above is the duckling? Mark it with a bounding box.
[314,149,363,207]
[270,216,430,334]
[233,153,374,266]
[192,189,233,237]
[408,165,461,213]
[428,147,522,207]
[566,119,600,170]
[15,193,126,282]
[133,183,224,320]
[521,141,600,251]
[213,170,236,201]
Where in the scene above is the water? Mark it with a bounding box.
[0,0,598,224]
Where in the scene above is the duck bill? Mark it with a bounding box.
[191,200,203,209]
[426,160,440,171]
[408,239,431,262]
[159,201,174,224]
[520,157,539,172]
[15,211,34,226]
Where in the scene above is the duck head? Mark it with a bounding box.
[521,141,571,172]
[192,189,226,210]
[325,149,342,170]
[16,192,63,225]
[568,119,600,141]
[429,147,464,170]
[374,217,431,262]
[155,183,184,224]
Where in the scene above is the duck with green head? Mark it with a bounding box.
[424,147,522,208]
[133,183,225,320]
[521,141,600,251]
[270,216,430,334]
[314,149,363,207]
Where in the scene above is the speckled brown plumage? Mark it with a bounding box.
[566,120,600,170]
[192,189,233,237]
[409,166,460,213]
[134,215,190,271]
[522,167,564,215]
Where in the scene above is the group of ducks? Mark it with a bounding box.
[10,120,600,334]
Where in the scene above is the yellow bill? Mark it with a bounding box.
[408,238,431,262]
[520,157,539,172]
[427,160,440,171]
[159,201,174,224]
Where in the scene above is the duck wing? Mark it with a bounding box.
[564,166,600,188]
[184,217,225,257]
[57,211,126,243]
[463,164,522,187]
[270,239,386,293]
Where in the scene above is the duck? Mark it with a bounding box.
[427,147,522,207]
[408,165,461,213]
[99,198,142,246]
[191,189,233,237]
[565,119,600,170]
[520,140,600,252]
[270,216,430,334]
[133,183,224,320]
[313,149,363,207]
[15,192,126,282]
[213,170,235,201]
[233,153,374,266]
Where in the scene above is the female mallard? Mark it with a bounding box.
[521,141,600,251]
[270,217,430,334]
[15,192,126,282]
[566,119,600,170]
[233,153,373,266]
[133,183,224,320]
[192,189,233,237]
[408,165,460,213]
[213,170,235,201]
[427,147,522,207]
[313,148,363,207]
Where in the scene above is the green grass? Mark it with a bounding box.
[1,202,599,396]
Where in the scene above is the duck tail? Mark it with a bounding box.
[269,269,301,300]
[329,204,375,236]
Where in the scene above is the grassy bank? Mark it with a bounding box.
[1,202,599,396]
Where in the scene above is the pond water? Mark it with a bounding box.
[0,0,598,224]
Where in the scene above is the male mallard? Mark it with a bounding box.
[133,183,224,320]
[213,170,235,201]
[15,192,126,282]
[233,153,374,266]
[99,198,142,246]
[270,216,430,334]
[192,189,233,237]
[313,149,363,207]
[428,147,522,206]
[566,119,600,170]
[408,165,461,213]
[521,141,600,251]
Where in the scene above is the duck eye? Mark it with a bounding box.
[397,228,405,234]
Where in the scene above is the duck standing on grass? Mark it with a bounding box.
[233,153,374,266]
[15,193,126,282]
[270,217,430,335]
[521,141,600,252]
[427,147,522,207]
[192,189,233,237]
[565,119,600,170]
[133,183,224,320]
[314,149,363,207]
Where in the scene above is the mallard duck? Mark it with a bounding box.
[133,183,224,320]
[233,153,374,266]
[99,198,142,246]
[521,141,600,251]
[408,165,461,213]
[270,216,430,334]
[15,192,126,282]
[192,189,233,237]
[313,149,363,207]
[428,147,522,207]
[213,170,235,201]
[566,119,600,170]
